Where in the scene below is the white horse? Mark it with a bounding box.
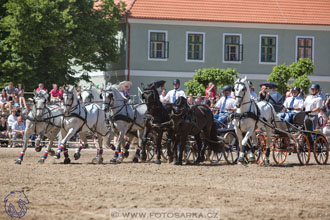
[55,85,111,164]
[233,77,278,165]
[101,83,147,163]
[80,85,102,105]
[15,90,62,164]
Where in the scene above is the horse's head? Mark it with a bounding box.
[62,85,76,115]
[142,82,163,114]
[101,83,114,112]
[81,87,94,104]
[33,90,48,119]
[234,76,250,108]
[172,96,189,116]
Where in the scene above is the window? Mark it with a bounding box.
[296,37,313,61]
[186,32,205,62]
[260,35,278,64]
[148,31,168,60]
[223,34,243,62]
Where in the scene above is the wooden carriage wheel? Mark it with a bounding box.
[222,132,239,164]
[255,133,266,164]
[296,134,311,165]
[272,137,289,165]
[313,135,329,165]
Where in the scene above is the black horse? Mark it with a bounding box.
[141,80,174,164]
[170,96,222,165]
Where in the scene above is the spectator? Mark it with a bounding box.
[195,93,203,104]
[76,86,82,102]
[187,93,196,105]
[22,105,31,120]
[4,82,18,103]
[159,89,167,103]
[49,84,60,103]
[318,107,327,128]
[10,116,25,147]
[0,115,9,137]
[0,90,12,114]
[258,85,269,101]
[205,82,216,99]
[286,87,292,98]
[7,110,17,128]
[36,83,47,92]
[323,120,330,138]
[58,86,64,100]
[325,94,330,116]
[319,88,326,105]
[17,84,27,109]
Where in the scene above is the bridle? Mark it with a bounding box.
[234,79,251,108]
[102,88,127,112]
[63,90,78,115]
[82,89,94,103]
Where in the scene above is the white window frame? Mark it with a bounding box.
[222,33,242,64]
[148,30,168,61]
[295,36,314,62]
[259,34,278,65]
[185,31,205,62]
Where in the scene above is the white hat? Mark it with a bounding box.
[118,81,132,91]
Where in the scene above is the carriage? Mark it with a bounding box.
[255,111,329,165]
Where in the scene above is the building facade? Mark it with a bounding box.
[104,0,330,94]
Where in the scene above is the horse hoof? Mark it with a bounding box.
[38,159,45,164]
[110,158,117,164]
[98,157,103,164]
[35,146,42,152]
[174,161,182,166]
[124,151,129,158]
[55,152,61,159]
[64,158,71,164]
[141,153,147,161]
[248,157,256,163]
[132,157,139,163]
[262,159,270,166]
[49,149,55,156]
[15,160,22,165]
[74,152,81,160]
[154,160,161,165]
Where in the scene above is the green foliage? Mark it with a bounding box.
[268,58,314,94]
[290,58,314,78]
[268,64,291,94]
[185,68,238,96]
[290,74,311,94]
[0,0,125,91]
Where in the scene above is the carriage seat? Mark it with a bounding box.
[291,111,306,126]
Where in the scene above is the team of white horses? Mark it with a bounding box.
[15,77,277,165]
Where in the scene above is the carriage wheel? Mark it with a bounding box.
[222,132,239,164]
[144,141,155,161]
[255,133,266,164]
[313,135,329,165]
[296,134,311,165]
[206,149,222,164]
[272,137,289,164]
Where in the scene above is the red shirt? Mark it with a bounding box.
[205,87,216,99]
[36,88,47,92]
[50,89,60,98]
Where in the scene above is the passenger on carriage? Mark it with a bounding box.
[118,81,132,99]
[214,85,235,124]
[162,79,186,103]
[277,86,304,123]
[159,89,167,103]
[304,84,323,130]
[248,80,257,101]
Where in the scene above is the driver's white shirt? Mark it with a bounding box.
[304,94,322,115]
[283,96,304,113]
[164,89,186,103]
[215,96,235,113]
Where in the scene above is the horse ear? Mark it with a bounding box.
[99,93,103,99]
[243,76,247,81]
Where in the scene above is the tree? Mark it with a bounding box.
[185,67,238,95]
[0,0,125,91]
[268,58,314,94]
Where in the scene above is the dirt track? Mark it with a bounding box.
[1,147,330,220]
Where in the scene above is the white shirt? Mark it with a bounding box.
[283,96,304,113]
[304,95,323,115]
[164,89,186,103]
[159,94,166,102]
[8,115,17,127]
[215,96,235,113]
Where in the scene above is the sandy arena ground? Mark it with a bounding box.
[0,147,330,220]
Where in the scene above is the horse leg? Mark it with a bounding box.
[194,134,204,164]
[74,132,87,160]
[15,127,33,164]
[92,134,104,164]
[38,128,58,163]
[175,136,186,165]
[242,127,256,163]
[63,145,71,164]
[34,133,43,152]
[140,126,149,162]
[154,130,163,164]
[235,128,246,164]
[110,131,124,163]
[167,131,174,163]
[133,129,143,163]
[172,136,179,164]
[55,127,76,159]
[263,126,272,165]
